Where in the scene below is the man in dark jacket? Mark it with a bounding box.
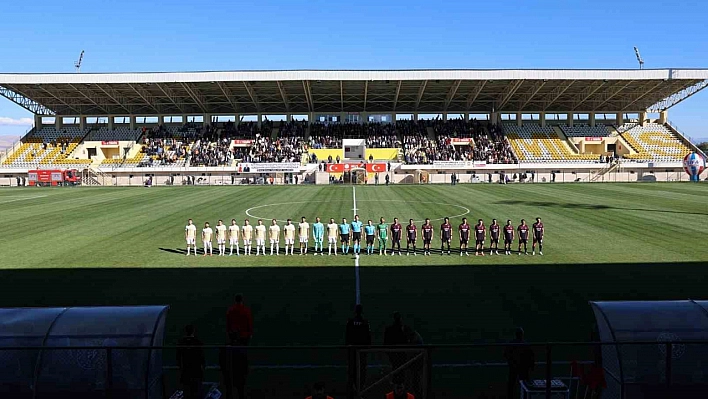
[176,325,205,399]
[504,327,535,399]
[346,304,372,398]
[384,312,412,371]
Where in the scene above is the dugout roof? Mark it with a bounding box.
[590,300,708,398]
[1,69,707,116]
[0,305,169,399]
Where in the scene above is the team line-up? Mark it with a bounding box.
[184,215,545,257]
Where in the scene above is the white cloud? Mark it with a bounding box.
[0,117,34,126]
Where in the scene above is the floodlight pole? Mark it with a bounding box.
[633,47,644,70]
[75,50,84,73]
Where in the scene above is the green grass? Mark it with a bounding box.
[0,183,706,397]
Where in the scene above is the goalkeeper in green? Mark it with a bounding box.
[376,217,389,256]
[312,217,325,256]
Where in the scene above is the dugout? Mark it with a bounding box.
[0,305,169,399]
[590,300,708,398]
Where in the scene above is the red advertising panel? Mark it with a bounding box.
[232,139,253,147]
[584,137,603,141]
[451,138,472,144]
[101,140,119,145]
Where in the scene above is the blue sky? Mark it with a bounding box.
[1,0,707,142]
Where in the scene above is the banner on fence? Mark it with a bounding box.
[451,138,472,145]
[325,163,386,173]
[238,162,300,173]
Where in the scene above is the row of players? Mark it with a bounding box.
[184,215,545,257]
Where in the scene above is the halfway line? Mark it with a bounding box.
[353,185,361,305]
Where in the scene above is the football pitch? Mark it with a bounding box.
[0,182,706,394]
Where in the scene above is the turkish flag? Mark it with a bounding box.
[326,164,344,173]
[366,163,386,173]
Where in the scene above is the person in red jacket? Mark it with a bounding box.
[306,382,334,399]
[226,294,253,345]
[386,375,414,399]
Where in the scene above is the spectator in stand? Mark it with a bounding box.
[306,382,334,399]
[176,325,205,399]
[227,294,253,344]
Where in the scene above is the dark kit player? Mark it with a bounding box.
[474,219,486,256]
[532,217,544,255]
[406,219,417,256]
[503,220,515,255]
[458,217,471,256]
[440,217,452,255]
[489,219,501,255]
[517,219,529,255]
[421,218,434,256]
[390,218,403,256]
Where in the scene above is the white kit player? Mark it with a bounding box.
[185,219,197,256]
[242,219,253,256]
[327,218,339,256]
[298,217,310,255]
[269,219,281,255]
[228,219,240,256]
[201,222,213,256]
[283,219,296,255]
[215,220,227,256]
[254,219,267,256]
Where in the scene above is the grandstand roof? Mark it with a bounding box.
[1,69,707,116]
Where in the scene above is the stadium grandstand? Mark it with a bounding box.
[0,69,707,185]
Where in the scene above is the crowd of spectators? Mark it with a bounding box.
[232,135,305,163]
[189,137,234,167]
[399,120,516,164]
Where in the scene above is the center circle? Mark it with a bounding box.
[245,200,470,223]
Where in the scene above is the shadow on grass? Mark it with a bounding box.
[1,261,706,398]
[495,200,708,216]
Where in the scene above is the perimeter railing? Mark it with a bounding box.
[1,340,706,399]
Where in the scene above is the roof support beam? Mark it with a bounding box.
[216,82,239,113]
[443,80,462,111]
[363,81,369,111]
[340,81,344,112]
[0,85,55,115]
[592,80,635,111]
[242,82,260,112]
[156,83,184,113]
[647,79,708,112]
[622,80,666,111]
[277,81,290,113]
[302,81,314,112]
[37,85,82,114]
[68,84,110,114]
[181,83,207,113]
[496,80,524,111]
[414,80,428,111]
[518,80,547,110]
[571,81,608,111]
[127,84,160,113]
[542,80,575,111]
[466,80,487,111]
[393,81,402,112]
[95,85,131,114]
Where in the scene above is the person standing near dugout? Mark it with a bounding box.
[346,304,372,398]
